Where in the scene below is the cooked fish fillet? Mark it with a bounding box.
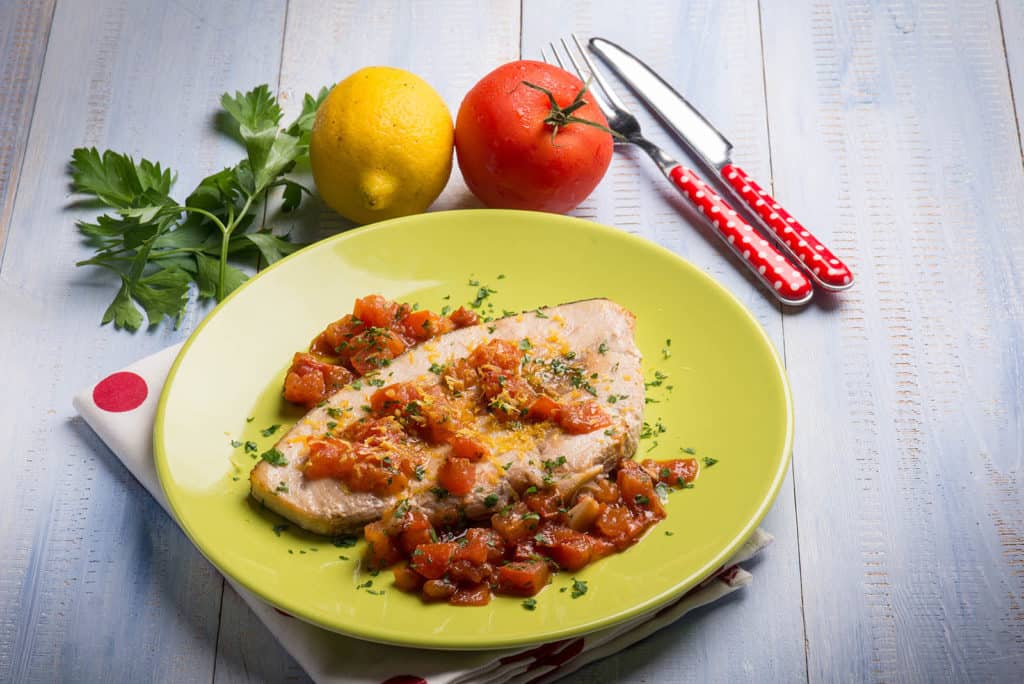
[250,298,643,535]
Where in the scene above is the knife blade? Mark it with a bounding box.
[589,37,854,291]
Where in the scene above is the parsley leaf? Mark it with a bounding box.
[70,84,329,331]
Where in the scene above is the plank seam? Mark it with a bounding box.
[757,0,802,679]
[995,0,1024,172]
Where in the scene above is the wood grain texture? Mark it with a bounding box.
[999,0,1024,149]
[761,0,1024,680]
[0,0,287,681]
[0,0,54,252]
[520,1,808,682]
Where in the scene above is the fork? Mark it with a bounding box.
[543,36,813,306]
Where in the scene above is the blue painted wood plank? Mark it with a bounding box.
[999,0,1024,146]
[209,3,524,680]
[521,2,808,682]
[0,0,287,681]
[0,0,54,248]
[761,0,1024,680]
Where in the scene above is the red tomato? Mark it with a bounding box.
[438,456,476,496]
[455,60,614,214]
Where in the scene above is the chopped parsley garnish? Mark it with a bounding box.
[429,362,445,375]
[484,494,499,507]
[645,370,669,388]
[275,481,289,493]
[487,325,497,333]
[534,309,548,318]
[356,579,373,589]
[681,447,696,455]
[230,439,242,448]
[414,465,426,481]
[260,448,287,466]
[640,420,667,440]
[524,485,538,495]
[703,456,718,467]
[332,536,358,548]
[645,397,660,404]
[603,429,616,437]
[522,598,537,610]
[468,278,480,286]
[542,456,567,472]
[326,407,343,418]
[351,380,363,390]
[662,338,672,359]
[607,394,627,404]
[471,286,497,308]
[246,416,254,423]
[360,405,372,412]
[272,523,289,537]
[634,494,650,506]
[326,421,338,431]
[244,440,258,454]
[497,273,506,279]
[431,486,449,499]
[367,377,385,387]
[571,579,588,598]
[598,341,608,354]
[518,338,532,350]
[261,424,281,437]
[665,530,675,536]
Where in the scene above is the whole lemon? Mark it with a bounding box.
[310,67,454,224]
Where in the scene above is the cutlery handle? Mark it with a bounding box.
[721,164,853,290]
[669,165,813,305]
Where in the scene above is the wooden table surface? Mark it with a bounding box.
[2,1,1022,681]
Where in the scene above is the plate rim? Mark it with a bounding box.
[154,208,793,650]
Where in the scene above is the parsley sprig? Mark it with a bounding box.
[70,84,331,330]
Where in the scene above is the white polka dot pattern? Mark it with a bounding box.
[721,164,854,290]
[669,165,813,304]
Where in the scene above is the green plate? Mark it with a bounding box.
[155,209,792,650]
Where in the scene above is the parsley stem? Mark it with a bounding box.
[178,206,228,234]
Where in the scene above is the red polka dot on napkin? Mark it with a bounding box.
[93,372,148,412]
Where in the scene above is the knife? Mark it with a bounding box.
[589,37,854,291]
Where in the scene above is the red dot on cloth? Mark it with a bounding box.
[92,372,148,412]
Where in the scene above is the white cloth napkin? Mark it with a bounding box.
[73,344,772,684]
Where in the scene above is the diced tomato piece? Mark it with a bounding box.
[541,527,595,571]
[452,534,489,565]
[449,435,488,461]
[588,477,620,504]
[495,561,550,597]
[491,503,540,545]
[438,456,476,496]
[346,457,408,496]
[342,416,406,446]
[303,439,354,480]
[641,458,699,487]
[350,328,407,374]
[392,562,425,592]
[353,294,399,329]
[422,578,457,601]
[283,368,325,408]
[557,400,613,434]
[411,542,456,579]
[450,583,491,606]
[397,510,436,555]
[594,504,647,550]
[617,459,665,517]
[447,559,492,585]
[467,338,523,373]
[364,520,402,569]
[448,306,480,328]
[311,314,365,359]
[465,527,505,563]
[369,382,424,417]
[401,309,452,341]
[525,395,561,422]
[523,489,562,520]
[282,353,354,408]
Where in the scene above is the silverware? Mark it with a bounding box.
[543,35,813,305]
[589,36,854,291]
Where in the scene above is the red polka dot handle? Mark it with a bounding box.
[668,165,813,305]
[721,164,853,291]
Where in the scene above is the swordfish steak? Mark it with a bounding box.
[250,298,643,536]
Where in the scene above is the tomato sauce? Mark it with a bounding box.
[283,294,480,408]
[366,456,699,606]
